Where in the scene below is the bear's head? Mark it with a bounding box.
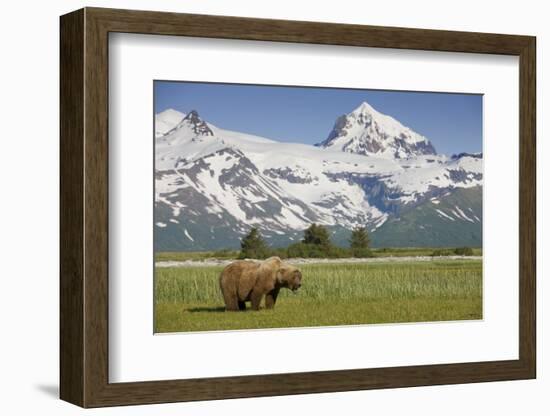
[277,265,302,292]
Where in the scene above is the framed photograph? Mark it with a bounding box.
[60,7,536,408]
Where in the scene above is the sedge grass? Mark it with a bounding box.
[155,260,482,332]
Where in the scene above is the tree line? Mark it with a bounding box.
[239,223,372,259]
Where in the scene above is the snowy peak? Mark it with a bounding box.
[317,101,436,159]
[155,110,226,171]
[171,110,214,137]
[155,109,185,138]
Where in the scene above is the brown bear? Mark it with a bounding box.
[219,256,302,311]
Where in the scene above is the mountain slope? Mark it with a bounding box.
[370,186,482,247]
[154,103,482,250]
[155,109,185,138]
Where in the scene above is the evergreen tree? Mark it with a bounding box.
[239,227,270,259]
[302,223,332,247]
[350,226,370,249]
[350,226,371,257]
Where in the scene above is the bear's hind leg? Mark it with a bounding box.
[223,293,239,311]
[238,301,246,311]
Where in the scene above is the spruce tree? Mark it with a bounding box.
[240,227,270,259]
[302,223,332,247]
[350,226,371,257]
[350,226,370,248]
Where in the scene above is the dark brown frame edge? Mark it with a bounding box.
[60,7,536,408]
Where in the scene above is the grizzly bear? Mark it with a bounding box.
[219,256,302,311]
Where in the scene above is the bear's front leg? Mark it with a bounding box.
[265,288,280,309]
[250,290,264,311]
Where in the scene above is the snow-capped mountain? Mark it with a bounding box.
[154,102,482,250]
[155,108,185,138]
[316,102,436,159]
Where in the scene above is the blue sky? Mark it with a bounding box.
[154,81,482,155]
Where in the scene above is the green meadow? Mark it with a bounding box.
[155,259,482,333]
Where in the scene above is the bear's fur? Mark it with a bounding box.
[219,256,302,311]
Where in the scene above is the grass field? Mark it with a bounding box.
[155,259,482,333]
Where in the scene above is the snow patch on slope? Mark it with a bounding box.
[155,109,185,138]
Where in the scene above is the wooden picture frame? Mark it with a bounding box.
[60,7,536,408]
